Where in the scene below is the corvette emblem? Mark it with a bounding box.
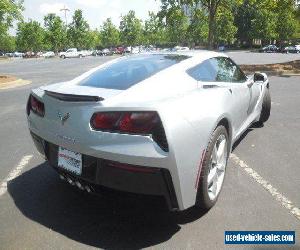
[58,112,70,125]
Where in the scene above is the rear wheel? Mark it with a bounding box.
[196,126,229,209]
[258,88,271,124]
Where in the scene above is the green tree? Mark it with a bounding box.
[215,6,237,45]
[100,18,120,48]
[166,7,188,46]
[67,9,89,49]
[197,0,243,48]
[234,0,256,46]
[0,0,23,52]
[235,0,278,46]
[294,5,300,39]
[0,0,23,32]
[144,12,167,46]
[16,20,45,51]
[0,35,16,52]
[250,8,277,43]
[44,14,67,52]
[187,8,208,46]
[160,0,240,48]
[119,10,143,47]
[86,29,101,49]
[276,0,297,44]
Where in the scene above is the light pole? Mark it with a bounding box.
[60,5,70,26]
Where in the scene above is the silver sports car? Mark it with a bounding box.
[27,51,271,211]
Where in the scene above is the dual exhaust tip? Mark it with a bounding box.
[59,174,93,193]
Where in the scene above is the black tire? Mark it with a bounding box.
[196,126,229,210]
[61,55,66,59]
[258,88,271,123]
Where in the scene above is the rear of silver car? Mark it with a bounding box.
[27,89,180,210]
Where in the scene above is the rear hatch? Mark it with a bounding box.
[29,85,168,161]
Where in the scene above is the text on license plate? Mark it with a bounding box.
[58,147,82,175]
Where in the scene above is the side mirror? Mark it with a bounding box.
[254,72,267,82]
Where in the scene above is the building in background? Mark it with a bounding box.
[181,2,202,20]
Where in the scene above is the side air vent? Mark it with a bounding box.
[202,85,219,89]
[45,91,104,102]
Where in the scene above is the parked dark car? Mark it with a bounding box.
[92,50,104,56]
[282,46,300,54]
[259,45,280,53]
[102,48,114,56]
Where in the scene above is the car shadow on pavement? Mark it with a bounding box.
[8,162,207,249]
[232,122,264,151]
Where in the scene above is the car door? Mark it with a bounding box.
[187,57,250,134]
[210,57,252,132]
[224,57,261,116]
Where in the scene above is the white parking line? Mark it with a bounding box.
[230,153,300,221]
[0,155,33,197]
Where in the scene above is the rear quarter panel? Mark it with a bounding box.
[157,87,234,209]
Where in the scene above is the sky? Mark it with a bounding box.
[21,0,162,29]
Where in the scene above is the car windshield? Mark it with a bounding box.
[79,54,190,90]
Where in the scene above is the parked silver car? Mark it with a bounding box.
[27,51,271,211]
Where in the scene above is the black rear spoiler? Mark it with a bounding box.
[45,90,104,102]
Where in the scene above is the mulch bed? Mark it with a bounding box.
[240,60,300,74]
[0,75,17,84]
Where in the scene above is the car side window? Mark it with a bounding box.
[187,57,247,83]
[214,57,247,83]
[227,58,247,83]
[187,59,217,82]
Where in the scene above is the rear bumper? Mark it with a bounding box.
[31,132,179,211]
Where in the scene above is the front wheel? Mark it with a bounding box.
[196,126,229,209]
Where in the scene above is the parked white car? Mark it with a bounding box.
[81,50,93,57]
[13,51,24,57]
[42,51,55,58]
[174,46,190,52]
[124,46,140,54]
[59,48,84,59]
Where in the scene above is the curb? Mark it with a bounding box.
[0,79,32,90]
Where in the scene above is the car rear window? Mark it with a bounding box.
[79,54,189,90]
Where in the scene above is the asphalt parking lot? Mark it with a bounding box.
[0,52,299,249]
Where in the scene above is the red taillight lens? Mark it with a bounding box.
[28,95,45,117]
[91,112,121,130]
[119,112,158,133]
[90,111,169,151]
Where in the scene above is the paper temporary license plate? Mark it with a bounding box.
[58,147,82,175]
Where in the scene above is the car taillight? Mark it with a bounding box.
[27,95,45,117]
[91,112,121,130]
[118,112,158,133]
[90,111,168,151]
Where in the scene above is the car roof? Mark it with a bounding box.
[122,50,228,70]
[137,50,226,58]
